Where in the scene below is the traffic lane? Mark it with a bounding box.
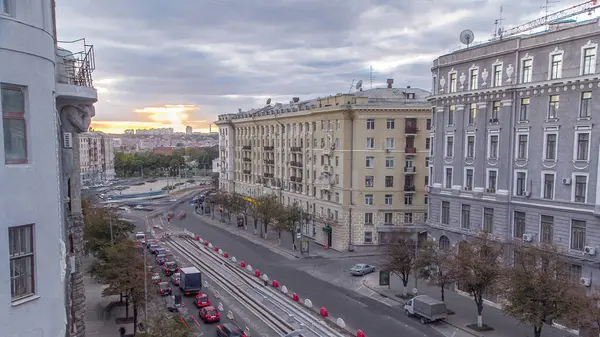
[175,211,445,337]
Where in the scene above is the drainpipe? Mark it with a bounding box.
[348,104,355,251]
[506,39,521,243]
[51,0,57,45]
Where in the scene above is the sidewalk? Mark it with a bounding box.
[84,273,134,337]
[361,272,577,337]
[192,208,382,260]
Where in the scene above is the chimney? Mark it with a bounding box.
[238,108,242,113]
[387,79,394,88]
[293,97,300,103]
[407,85,411,88]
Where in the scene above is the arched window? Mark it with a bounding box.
[439,235,450,250]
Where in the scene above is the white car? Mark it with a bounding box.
[350,264,376,276]
[134,205,144,210]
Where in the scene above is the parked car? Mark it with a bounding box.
[194,293,211,308]
[404,295,448,324]
[151,273,161,284]
[156,254,167,265]
[170,272,181,286]
[149,244,160,253]
[350,263,376,276]
[163,261,179,276]
[199,306,220,323]
[158,282,172,296]
[216,323,247,337]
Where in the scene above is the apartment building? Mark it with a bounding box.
[427,19,600,292]
[216,84,432,250]
[80,131,116,184]
[1,1,97,336]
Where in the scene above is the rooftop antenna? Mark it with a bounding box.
[348,79,355,93]
[494,6,505,39]
[356,80,363,92]
[459,29,475,48]
[369,66,374,89]
[266,98,271,106]
[542,0,560,25]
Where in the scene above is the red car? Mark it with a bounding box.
[194,293,211,308]
[199,306,220,323]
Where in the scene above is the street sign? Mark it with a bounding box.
[379,270,390,286]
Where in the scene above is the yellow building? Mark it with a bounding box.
[215,83,432,251]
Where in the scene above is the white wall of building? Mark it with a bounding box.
[0,1,68,336]
[212,157,220,173]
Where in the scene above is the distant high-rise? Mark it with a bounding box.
[186,125,193,135]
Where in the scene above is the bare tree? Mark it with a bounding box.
[138,311,195,337]
[499,243,582,337]
[414,241,458,302]
[454,233,503,330]
[383,237,415,298]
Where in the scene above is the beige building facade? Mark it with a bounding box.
[216,85,432,251]
[80,131,115,184]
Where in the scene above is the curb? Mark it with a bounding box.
[360,279,481,337]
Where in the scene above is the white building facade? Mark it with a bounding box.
[0,1,97,336]
[80,131,115,184]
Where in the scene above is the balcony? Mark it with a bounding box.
[404,166,416,173]
[242,145,251,150]
[296,177,303,183]
[404,185,416,192]
[405,147,417,154]
[263,172,274,178]
[323,165,332,173]
[264,159,275,165]
[290,161,303,168]
[243,170,251,175]
[290,176,297,182]
[55,39,97,101]
[242,157,251,162]
[264,146,275,151]
[405,125,419,134]
[290,146,302,152]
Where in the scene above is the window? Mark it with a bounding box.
[404,195,413,205]
[444,167,453,189]
[515,171,527,196]
[9,225,35,301]
[575,132,590,161]
[366,137,374,149]
[336,119,340,130]
[364,194,374,205]
[516,134,528,160]
[441,201,450,225]
[385,157,394,168]
[364,231,373,243]
[366,119,375,130]
[425,138,430,150]
[574,175,588,203]
[550,53,563,80]
[544,133,557,160]
[425,157,430,168]
[461,205,471,229]
[449,72,457,93]
[491,101,500,120]
[386,137,395,149]
[384,194,393,205]
[570,220,586,251]
[582,46,597,75]
[540,215,553,243]
[365,175,374,187]
[386,119,395,129]
[519,98,529,121]
[465,135,475,158]
[448,105,454,125]
[513,211,526,238]
[462,168,473,191]
[548,95,559,120]
[483,208,494,233]
[2,86,28,164]
[424,196,428,205]
[522,58,533,83]
[470,68,478,90]
[468,103,477,124]
[384,212,393,224]
[580,92,592,118]
[385,176,393,187]
[542,172,555,200]
[365,212,373,224]
[488,135,498,159]
[445,136,454,157]
[493,64,502,87]
[486,169,497,193]
[430,137,434,156]
[1,0,9,15]
[365,156,374,168]
[335,156,339,166]
[426,119,431,130]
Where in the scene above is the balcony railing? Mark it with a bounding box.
[290,176,297,182]
[405,125,419,134]
[290,161,303,167]
[56,39,95,87]
[242,145,251,150]
[405,147,417,154]
[243,170,251,175]
[264,159,275,165]
[296,177,303,183]
[404,185,416,192]
[404,167,416,173]
[264,146,275,151]
[263,172,274,178]
[290,146,302,152]
[242,157,251,162]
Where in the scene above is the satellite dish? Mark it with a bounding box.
[266,98,271,105]
[459,29,474,47]
[497,27,503,37]
[356,80,363,90]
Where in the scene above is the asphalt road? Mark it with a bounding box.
[168,205,446,337]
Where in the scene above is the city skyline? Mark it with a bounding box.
[55,0,591,134]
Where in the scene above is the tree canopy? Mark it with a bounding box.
[114,146,218,177]
[83,200,135,258]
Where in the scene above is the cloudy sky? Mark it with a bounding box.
[56,0,586,134]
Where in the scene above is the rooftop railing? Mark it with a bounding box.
[56,38,96,87]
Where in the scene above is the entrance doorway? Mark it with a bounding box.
[327,231,332,247]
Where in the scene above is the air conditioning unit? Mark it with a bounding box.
[522,233,533,242]
[580,277,592,287]
[585,246,596,256]
[523,190,531,197]
[63,132,73,149]
[562,178,572,185]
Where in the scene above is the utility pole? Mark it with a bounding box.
[109,215,114,245]
[143,218,149,323]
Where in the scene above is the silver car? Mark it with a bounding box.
[350,263,376,276]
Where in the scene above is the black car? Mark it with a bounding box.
[216,323,246,337]
[163,261,179,276]
[158,282,172,296]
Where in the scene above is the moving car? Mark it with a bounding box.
[194,293,211,308]
[158,282,172,296]
[165,294,185,312]
[179,266,202,295]
[199,306,220,323]
[146,240,158,249]
[404,295,448,324]
[216,323,247,337]
[155,254,167,265]
[155,248,167,256]
[163,261,179,276]
[151,273,161,284]
[177,210,186,219]
[350,263,376,276]
[135,231,146,244]
[149,243,160,253]
[170,272,181,286]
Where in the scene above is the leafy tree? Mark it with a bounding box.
[500,243,583,337]
[284,204,303,250]
[137,312,195,337]
[209,192,229,220]
[211,173,220,190]
[255,194,280,239]
[83,200,135,258]
[414,241,458,302]
[454,233,504,330]
[567,287,600,336]
[382,237,416,298]
[272,205,293,246]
